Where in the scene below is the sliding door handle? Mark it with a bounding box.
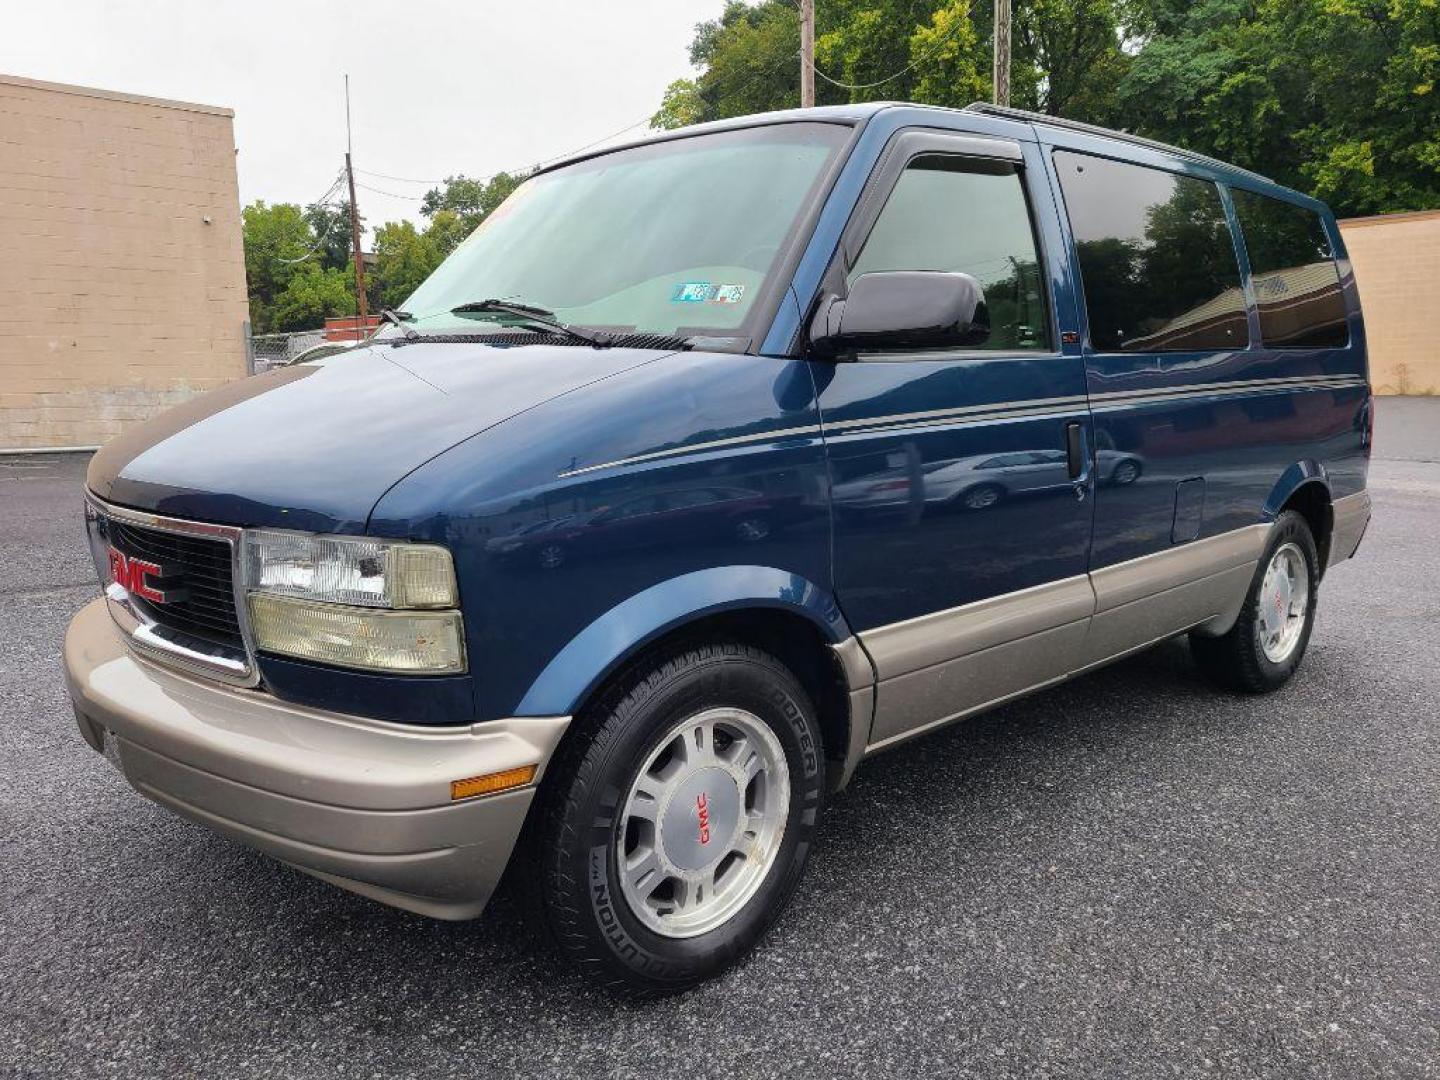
[1065,422,1085,480]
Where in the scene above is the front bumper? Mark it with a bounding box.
[64,597,569,919]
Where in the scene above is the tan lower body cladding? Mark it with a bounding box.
[857,522,1278,751]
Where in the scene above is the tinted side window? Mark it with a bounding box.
[850,156,1051,350]
[1054,152,1247,353]
[1232,190,1348,348]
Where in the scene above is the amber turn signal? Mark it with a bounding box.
[450,764,537,801]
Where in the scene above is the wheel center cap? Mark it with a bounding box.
[661,767,740,871]
[1270,573,1291,627]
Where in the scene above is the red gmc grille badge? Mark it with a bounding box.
[107,547,182,605]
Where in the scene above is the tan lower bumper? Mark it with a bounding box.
[1329,490,1372,570]
[63,597,569,920]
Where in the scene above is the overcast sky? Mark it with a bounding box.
[2,0,724,234]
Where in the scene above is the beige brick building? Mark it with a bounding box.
[1339,209,1440,396]
[0,74,248,451]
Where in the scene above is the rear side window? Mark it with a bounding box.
[850,156,1051,350]
[1054,152,1247,353]
[1232,191,1348,348]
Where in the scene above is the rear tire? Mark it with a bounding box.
[1190,510,1320,693]
[519,642,825,997]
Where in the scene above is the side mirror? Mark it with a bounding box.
[809,271,990,359]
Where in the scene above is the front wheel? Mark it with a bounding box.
[959,483,1004,511]
[1190,510,1319,693]
[521,642,825,996]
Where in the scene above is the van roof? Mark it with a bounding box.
[543,100,1276,190]
[960,102,1275,184]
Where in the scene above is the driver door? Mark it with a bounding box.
[811,129,1097,747]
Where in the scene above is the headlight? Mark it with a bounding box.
[243,530,465,674]
[244,530,457,608]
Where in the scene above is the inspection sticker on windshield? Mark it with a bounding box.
[671,282,745,304]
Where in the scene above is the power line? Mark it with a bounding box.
[355,168,444,185]
[354,25,813,202]
[273,170,347,265]
[353,115,654,203]
[356,180,428,200]
[276,205,344,264]
[339,12,828,220]
[528,116,654,171]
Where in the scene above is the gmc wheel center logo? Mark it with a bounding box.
[696,791,710,845]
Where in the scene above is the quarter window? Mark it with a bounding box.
[1232,190,1348,348]
[1054,152,1248,353]
[850,156,1051,350]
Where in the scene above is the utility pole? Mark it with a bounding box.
[800,0,815,108]
[344,75,368,332]
[993,0,1011,107]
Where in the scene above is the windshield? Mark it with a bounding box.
[397,122,850,339]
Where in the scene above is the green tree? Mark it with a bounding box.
[688,0,804,118]
[242,200,365,332]
[268,265,356,333]
[651,78,706,130]
[1117,0,1440,215]
[663,0,1135,124]
[303,200,357,272]
[909,2,989,108]
[1013,0,1130,118]
[661,0,1438,217]
[420,171,527,253]
[372,220,443,310]
[241,201,311,331]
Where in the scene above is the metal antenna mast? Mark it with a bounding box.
[344,74,369,330]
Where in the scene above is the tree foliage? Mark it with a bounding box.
[660,0,1439,216]
[245,1,1436,332]
[241,201,358,333]
[243,172,531,332]
[420,172,526,249]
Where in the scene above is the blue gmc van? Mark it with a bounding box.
[65,102,1372,995]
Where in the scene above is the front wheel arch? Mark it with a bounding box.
[513,566,855,720]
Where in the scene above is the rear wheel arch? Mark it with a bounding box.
[1275,479,1334,576]
[1263,464,1334,575]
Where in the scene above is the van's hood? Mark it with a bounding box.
[87,342,671,532]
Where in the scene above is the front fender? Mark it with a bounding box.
[514,566,850,716]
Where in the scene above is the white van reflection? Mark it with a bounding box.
[833,449,1143,513]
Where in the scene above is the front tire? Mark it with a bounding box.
[521,642,825,996]
[1190,510,1320,693]
[959,483,1004,511]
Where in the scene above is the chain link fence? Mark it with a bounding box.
[246,330,327,374]
[245,318,384,374]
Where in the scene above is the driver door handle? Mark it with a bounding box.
[1065,421,1091,500]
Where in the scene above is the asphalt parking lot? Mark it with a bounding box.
[2,399,1437,1079]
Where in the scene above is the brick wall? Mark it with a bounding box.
[0,74,248,450]
[1339,209,1440,396]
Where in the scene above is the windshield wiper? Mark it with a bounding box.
[451,299,611,348]
[379,308,419,340]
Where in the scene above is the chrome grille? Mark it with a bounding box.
[108,520,243,647]
[84,494,257,686]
